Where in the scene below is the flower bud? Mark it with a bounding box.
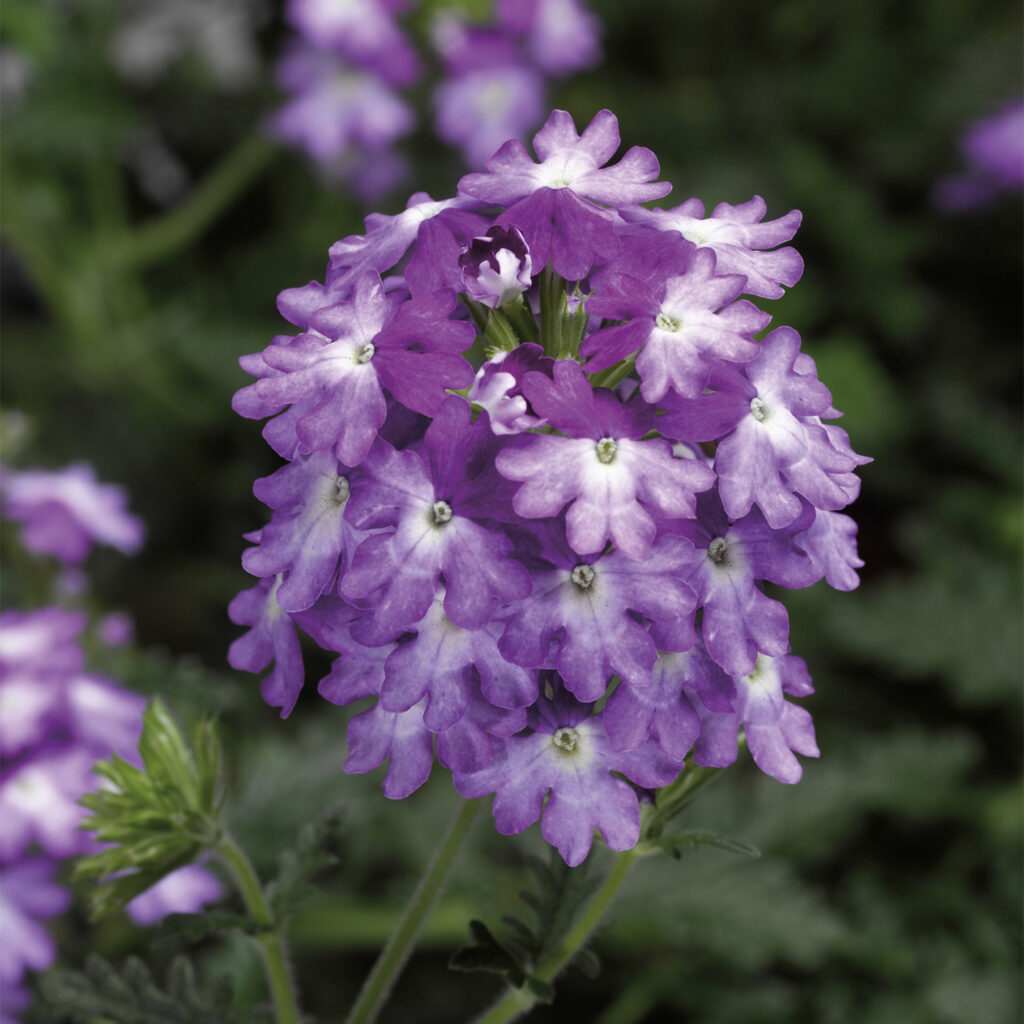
[458,226,532,309]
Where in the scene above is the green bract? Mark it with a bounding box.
[75,699,223,918]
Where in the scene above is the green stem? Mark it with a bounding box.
[539,266,565,358]
[344,797,483,1024]
[472,850,640,1024]
[649,735,748,833]
[589,354,636,390]
[503,295,540,346]
[118,133,276,268]
[217,833,301,1024]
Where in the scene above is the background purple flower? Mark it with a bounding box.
[0,463,144,564]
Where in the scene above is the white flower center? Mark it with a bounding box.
[750,397,769,422]
[430,500,453,527]
[656,311,682,332]
[707,536,729,565]
[332,476,350,508]
[355,341,376,365]
[570,564,596,590]
[551,726,580,754]
[595,437,618,464]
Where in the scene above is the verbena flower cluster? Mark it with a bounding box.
[0,464,219,1017]
[272,0,600,196]
[230,109,868,866]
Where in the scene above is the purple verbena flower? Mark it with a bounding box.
[126,864,223,926]
[368,589,537,731]
[286,0,421,87]
[0,858,70,990]
[232,104,864,863]
[227,576,305,717]
[242,450,371,613]
[468,343,554,436]
[935,100,1024,211]
[584,242,770,399]
[602,640,735,761]
[498,526,698,701]
[342,397,530,631]
[497,0,601,77]
[1,463,145,563]
[668,488,819,678]
[459,109,670,279]
[623,195,804,299]
[693,654,819,784]
[236,273,474,466]
[0,750,96,860]
[454,683,680,866]
[495,360,715,559]
[271,44,414,186]
[434,42,545,170]
[661,327,870,529]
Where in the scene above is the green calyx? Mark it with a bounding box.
[74,698,224,919]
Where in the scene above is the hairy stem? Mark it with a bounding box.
[217,833,301,1024]
[344,797,483,1024]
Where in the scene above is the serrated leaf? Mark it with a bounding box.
[37,953,271,1024]
[651,830,761,860]
[521,850,600,961]
[449,919,527,987]
[153,910,260,950]
[266,806,344,921]
[570,946,601,979]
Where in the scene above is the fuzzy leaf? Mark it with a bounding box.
[651,829,761,861]
[266,807,344,921]
[449,920,526,987]
[37,954,273,1024]
[153,911,261,950]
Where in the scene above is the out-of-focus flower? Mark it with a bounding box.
[935,100,1024,211]
[111,0,266,90]
[126,863,223,926]
[0,463,145,564]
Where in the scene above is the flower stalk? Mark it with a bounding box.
[216,833,302,1024]
[344,797,483,1024]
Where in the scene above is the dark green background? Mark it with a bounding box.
[2,0,1021,1021]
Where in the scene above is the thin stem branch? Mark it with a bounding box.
[118,133,276,269]
[216,833,301,1024]
[344,797,483,1024]
[472,850,640,1024]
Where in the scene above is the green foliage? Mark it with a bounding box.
[449,850,601,996]
[266,808,345,922]
[37,954,274,1024]
[153,911,261,951]
[74,699,224,918]
[647,829,761,861]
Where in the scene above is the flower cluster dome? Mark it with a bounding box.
[231,109,868,866]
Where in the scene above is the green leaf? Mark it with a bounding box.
[153,910,261,950]
[650,829,761,861]
[266,807,344,921]
[449,920,525,985]
[522,850,601,961]
[74,698,224,918]
[570,946,602,979]
[37,954,273,1024]
[447,849,604,1001]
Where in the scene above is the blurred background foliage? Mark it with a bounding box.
[1,0,1021,1021]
